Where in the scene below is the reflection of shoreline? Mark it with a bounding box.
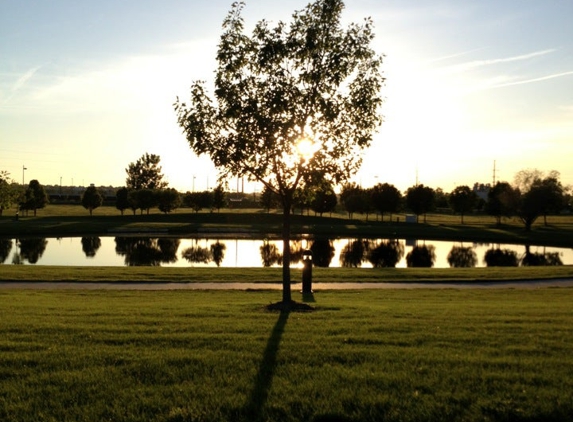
[2,237,573,268]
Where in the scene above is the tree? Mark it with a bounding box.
[260,185,279,213]
[175,0,383,304]
[485,182,519,225]
[81,185,103,216]
[310,183,337,217]
[131,189,157,215]
[116,187,131,215]
[370,182,401,221]
[340,183,372,219]
[20,179,49,216]
[533,176,564,225]
[449,185,477,224]
[125,153,168,190]
[158,188,182,213]
[212,185,227,212]
[0,171,16,216]
[405,184,435,223]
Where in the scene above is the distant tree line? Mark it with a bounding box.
[1,161,571,232]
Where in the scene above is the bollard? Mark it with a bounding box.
[302,249,313,293]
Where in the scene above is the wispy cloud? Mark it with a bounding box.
[1,66,42,105]
[441,49,555,74]
[491,70,573,88]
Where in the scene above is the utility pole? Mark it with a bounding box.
[22,165,27,186]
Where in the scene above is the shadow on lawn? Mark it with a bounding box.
[243,309,290,421]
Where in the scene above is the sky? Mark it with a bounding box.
[1,0,572,193]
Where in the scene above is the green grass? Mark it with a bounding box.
[2,265,573,283]
[1,289,572,421]
[2,204,573,248]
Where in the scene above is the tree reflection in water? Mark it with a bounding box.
[81,237,101,258]
[484,248,518,267]
[0,239,12,264]
[114,237,179,266]
[310,239,335,267]
[520,245,563,266]
[210,241,226,267]
[406,244,436,268]
[447,246,477,268]
[367,240,404,268]
[260,241,281,267]
[340,239,370,268]
[182,245,211,264]
[17,238,48,264]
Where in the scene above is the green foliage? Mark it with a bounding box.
[449,185,477,224]
[370,182,402,221]
[175,0,384,299]
[212,185,227,211]
[184,191,213,213]
[20,179,49,216]
[115,187,131,215]
[158,188,182,214]
[81,185,103,215]
[125,153,168,190]
[310,183,337,216]
[406,184,435,222]
[340,183,369,219]
[0,171,17,216]
[486,182,520,225]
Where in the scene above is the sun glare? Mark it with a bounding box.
[296,137,318,161]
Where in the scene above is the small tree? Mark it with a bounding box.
[370,182,401,222]
[405,184,435,223]
[260,185,279,213]
[20,179,49,216]
[175,0,383,304]
[126,153,168,190]
[0,171,16,216]
[449,185,477,224]
[310,183,337,217]
[486,182,519,225]
[158,188,182,214]
[212,185,227,212]
[116,187,130,215]
[81,185,103,216]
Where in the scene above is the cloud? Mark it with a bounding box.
[491,70,573,88]
[440,49,555,75]
[1,66,42,105]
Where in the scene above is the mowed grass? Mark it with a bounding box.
[1,289,573,421]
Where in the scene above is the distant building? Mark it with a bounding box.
[473,182,490,202]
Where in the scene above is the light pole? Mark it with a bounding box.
[22,165,27,186]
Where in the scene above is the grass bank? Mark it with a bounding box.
[2,205,573,248]
[1,265,573,283]
[1,289,572,421]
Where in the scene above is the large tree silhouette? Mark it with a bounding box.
[175,0,383,304]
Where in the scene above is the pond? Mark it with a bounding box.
[1,237,572,268]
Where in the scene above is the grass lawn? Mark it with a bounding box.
[1,289,572,421]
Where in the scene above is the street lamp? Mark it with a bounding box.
[22,165,27,186]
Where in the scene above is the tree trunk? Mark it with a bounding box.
[281,202,292,304]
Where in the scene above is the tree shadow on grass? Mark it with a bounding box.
[243,309,290,421]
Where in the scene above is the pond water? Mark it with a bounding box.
[1,237,572,268]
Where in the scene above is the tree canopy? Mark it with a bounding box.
[125,153,168,190]
[81,185,103,216]
[175,0,383,303]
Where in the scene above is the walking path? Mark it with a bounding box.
[1,279,573,290]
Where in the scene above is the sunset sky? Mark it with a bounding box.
[1,0,572,193]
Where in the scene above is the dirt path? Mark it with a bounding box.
[1,279,573,290]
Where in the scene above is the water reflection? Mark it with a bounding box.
[81,237,101,258]
[484,248,519,267]
[520,245,563,266]
[447,246,477,268]
[1,236,571,268]
[18,238,48,264]
[368,240,405,268]
[0,239,11,264]
[309,239,335,267]
[406,245,436,268]
[115,237,179,266]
